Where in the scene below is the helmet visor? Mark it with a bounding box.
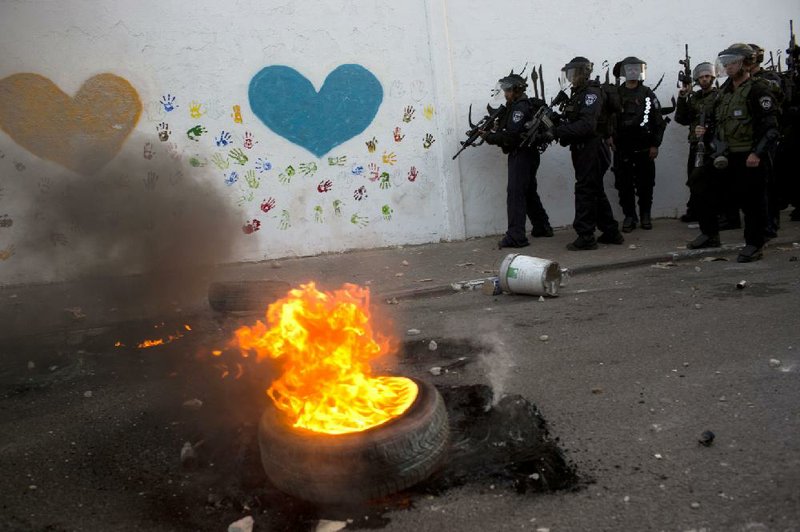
[715,55,744,78]
[622,63,646,81]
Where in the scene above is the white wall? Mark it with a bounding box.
[0,0,798,285]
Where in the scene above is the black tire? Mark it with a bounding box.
[258,377,449,504]
[207,280,291,312]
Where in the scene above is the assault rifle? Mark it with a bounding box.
[519,103,558,150]
[786,19,798,103]
[677,44,691,88]
[452,103,507,160]
[694,109,706,168]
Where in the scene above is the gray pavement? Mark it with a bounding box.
[2,214,799,341]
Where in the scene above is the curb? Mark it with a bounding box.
[379,237,799,302]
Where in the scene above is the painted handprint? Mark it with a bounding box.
[313,205,324,223]
[351,164,365,176]
[187,125,207,141]
[379,172,391,189]
[244,169,260,189]
[169,170,184,185]
[237,190,255,207]
[189,101,206,119]
[189,156,207,168]
[229,148,249,165]
[242,219,261,234]
[353,186,368,201]
[333,199,343,216]
[157,122,171,141]
[166,142,181,160]
[160,94,178,112]
[143,142,155,160]
[0,214,13,228]
[260,197,276,213]
[407,166,419,182]
[223,171,239,186]
[255,158,272,173]
[38,177,52,193]
[0,244,16,261]
[410,80,427,101]
[350,214,368,228]
[365,137,378,153]
[368,163,380,182]
[327,155,347,166]
[243,131,257,150]
[393,127,405,142]
[381,204,394,221]
[232,105,243,124]
[423,104,435,120]
[402,105,416,123]
[14,162,25,172]
[211,152,230,170]
[278,165,296,184]
[423,133,436,149]
[279,210,291,230]
[382,151,397,166]
[144,171,159,190]
[215,130,232,147]
[298,162,318,176]
[317,179,333,193]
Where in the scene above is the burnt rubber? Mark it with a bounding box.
[258,378,450,504]
[207,280,291,312]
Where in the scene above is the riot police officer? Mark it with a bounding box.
[554,57,624,250]
[482,72,553,249]
[675,62,718,223]
[611,56,667,232]
[687,43,780,263]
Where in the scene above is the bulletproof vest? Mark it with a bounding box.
[596,81,619,138]
[753,69,784,105]
[716,79,754,153]
[564,84,603,136]
[618,83,652,132]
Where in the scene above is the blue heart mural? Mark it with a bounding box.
[248,64,383,158]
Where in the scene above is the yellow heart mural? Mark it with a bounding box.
[0,73,141,174]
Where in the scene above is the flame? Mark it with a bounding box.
[234,282,418,435]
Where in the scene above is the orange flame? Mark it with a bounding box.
[234,282,418,435]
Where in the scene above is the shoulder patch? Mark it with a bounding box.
[585,93,598,106]
[512,110,524,123]
[759,95,773,110]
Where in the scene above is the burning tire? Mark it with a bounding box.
[258,377,449,504]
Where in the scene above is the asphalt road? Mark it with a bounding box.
[1,246,798,531]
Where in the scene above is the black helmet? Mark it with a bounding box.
[747,43,765,64]
[618,56,647,81]
[716,43,754,78]
[561,57,593,86]
[498,69,528,90]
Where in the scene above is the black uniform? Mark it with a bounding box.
[612,82,667,222]
[753,68,787,236]
[555,81,619,237]
[675,86,718,220]
[485,96,551,246]
[692,76,780,250]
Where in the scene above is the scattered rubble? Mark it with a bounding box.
[227,515,254,532]
[180,441,197,468]
[83,391,93,398]
[64,307,86,320]
[539,335,549,342]
[428,340,438,351]
[769,358,781,368]
[27,361,35,370]
[698,430,715,447]
[182,398,203,410]
[316,520,348,532]
[407,329,421,336]
[429,366,443,376]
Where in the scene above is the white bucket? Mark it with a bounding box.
[498,254,563,297]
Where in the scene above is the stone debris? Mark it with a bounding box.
[228,515,254,532]
[316,520,348,532]
[182,398,203,410]
[690,502,701,509]
[401,260,410,266]
[652,262,678,269]
[27,361,35,370]
[654,453,663,459]
[429,366,443,376]
[64,307,86,320]
[407,328,421,336]
[694,303,703,310]
[698,430,715,447]
[769,358,781,368]
[628,244,638,250]
[428,340,438,351]
[180,441,197,468]
[456,262,475,267]
[538,296,545,302]
[83,391,93,398]
[539,335,549,342]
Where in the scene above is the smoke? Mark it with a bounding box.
[6,129,241,309]
[478,331,516,407]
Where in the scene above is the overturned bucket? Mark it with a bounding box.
[498,254,563,297]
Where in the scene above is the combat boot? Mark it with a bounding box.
[737,245,763,263]
[622,216,637,233]
[567,234,598,251]
[532,225,554,238]
[640,212,653,230]
[597,231,625,244]
[687,233,721,249]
